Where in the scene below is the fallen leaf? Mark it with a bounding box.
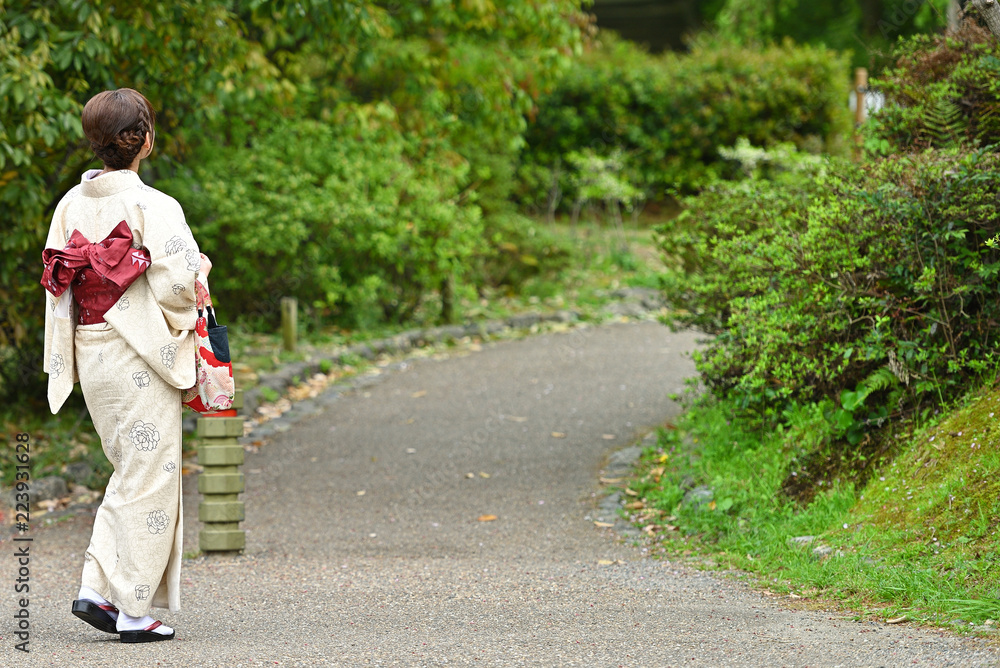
[411,390,427,398]
[624,501,645,510]
[599,477,623,485]
[356,490,366,496]
[551,431,566,438]
[623,488,639,497]
[478,472,490,478]
[406,448,416,454]
[642,524,657,535]
[708,500,717,511]
[886,616,907,624]
[594,521,615,528]
[657,454,669,463]
[664,524,679,531]
[602,434,615,440]
[507,416,528,422]
[465,472,475,479]
[477,514,498,522]
[597,559,615,565]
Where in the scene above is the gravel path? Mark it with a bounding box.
[11,321,1000,666]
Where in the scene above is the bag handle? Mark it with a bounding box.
[194,277,213,313]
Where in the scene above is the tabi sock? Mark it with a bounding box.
[116,611,173,635]
[78,585,118,620]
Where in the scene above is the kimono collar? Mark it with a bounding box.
[79,168,144,198]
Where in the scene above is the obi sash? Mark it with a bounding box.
[41,220,152,324]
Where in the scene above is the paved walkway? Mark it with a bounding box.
[13,322,1000,666]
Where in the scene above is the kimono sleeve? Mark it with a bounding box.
[42,196,78,413]
[140,196,200,331]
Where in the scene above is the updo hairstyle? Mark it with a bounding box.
[82,88,156,170]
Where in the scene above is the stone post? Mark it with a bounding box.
[196,389,245,552]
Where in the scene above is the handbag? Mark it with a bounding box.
[182,279,235,414]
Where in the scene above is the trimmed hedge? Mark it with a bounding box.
[517,35,852,213]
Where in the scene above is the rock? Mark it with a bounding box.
[63,462,93,484]
[603,301,647,318]
[436,325,468,341]
[552,310,580,323]
[508,313,541,329]
[342,343,374,361]
[482,321,508,336]
[33,476,69,503]
[597,491,622,520]
[683,485,714,509]
[811,544,834,560]
[605,446,643,476]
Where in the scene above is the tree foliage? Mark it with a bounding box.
[0,0,588,402]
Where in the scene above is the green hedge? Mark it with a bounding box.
[161,105,483,329]
[517,35,852,213]
[659,145,1000,442]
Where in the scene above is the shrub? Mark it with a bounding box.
[866,20,1000,155]
[659,145,1000,429]
[160,104,483,329]
[518,35,851,213]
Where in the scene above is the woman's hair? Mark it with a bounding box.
[82,88,156,170]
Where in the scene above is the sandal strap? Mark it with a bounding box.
[144,620,162,632]
[97,603,119,612]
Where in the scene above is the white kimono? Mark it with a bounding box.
[42,168,199,617]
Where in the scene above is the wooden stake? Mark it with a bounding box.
[281,297,297,353]
[855,68,868,126]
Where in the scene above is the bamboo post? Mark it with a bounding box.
[854,68,868,126]
[281,297,297,353]
[197,389,245,552]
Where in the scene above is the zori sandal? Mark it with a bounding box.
[71,599,119,634]
[119,621,175,643]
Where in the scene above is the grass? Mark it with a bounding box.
[626,386,1000,632]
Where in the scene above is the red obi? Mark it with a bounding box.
[41,221,152,325]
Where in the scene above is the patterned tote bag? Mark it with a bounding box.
[182,280,235,414]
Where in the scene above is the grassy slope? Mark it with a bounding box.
[627,385,1000,632]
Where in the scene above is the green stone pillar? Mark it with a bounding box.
[197,389,245,552]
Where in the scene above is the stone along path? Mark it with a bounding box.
[17,321,1000,666]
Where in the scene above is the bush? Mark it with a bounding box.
[517,35,851,213]
[866,20,1000,155]
[659,144,1000,433]
[161,104,483,329]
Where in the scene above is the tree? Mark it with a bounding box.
[964,0,1000,37]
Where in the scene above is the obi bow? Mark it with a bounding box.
[41,220,152,297]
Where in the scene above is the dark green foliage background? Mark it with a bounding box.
[517,35,851,212]
[0,0,855,409]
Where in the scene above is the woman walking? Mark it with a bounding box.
[41,88,209,643]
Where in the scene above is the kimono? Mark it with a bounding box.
[42,168,199,617]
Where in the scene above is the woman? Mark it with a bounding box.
[41,88,210,643]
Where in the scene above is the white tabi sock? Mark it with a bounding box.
[116,611,173,635]
[77,585,118,620]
